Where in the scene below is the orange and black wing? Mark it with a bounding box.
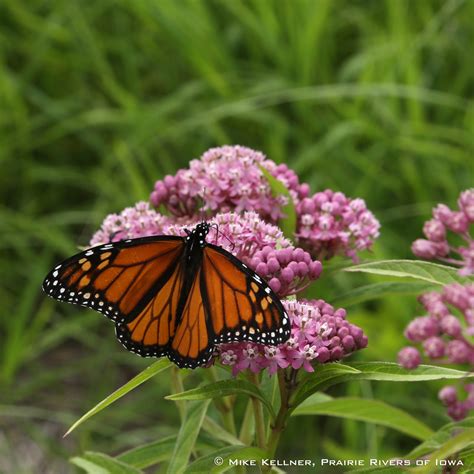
[114,248,213,368]
[201,244,291,346]
[117,242,291,369]
[43,236,184,327]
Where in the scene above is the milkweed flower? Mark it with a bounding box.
[218,299,368,376]
[150,145,308,222]
[89,146,370,377]
[90,201,173,246]
[399,283,474,419]
[412,189,474,276]
[295,190,380,261]
[439,384,474,421]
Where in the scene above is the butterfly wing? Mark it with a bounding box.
[201,244,291,346]
[42,236,185,325]
[43,234,291,369]
[116,242,291,369]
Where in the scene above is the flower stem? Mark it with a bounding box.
[262,369,299,472]
[248,371,266,450]
[170,366,186,421]
[206,366,237,435]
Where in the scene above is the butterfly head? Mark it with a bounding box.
[185,222,211,248]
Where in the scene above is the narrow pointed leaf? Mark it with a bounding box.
[259,165,296,239]
[331,281,435,306]
[70,452,142,474]
[408,417,474,459]
[117,436,216,469]
[347,362,474,382]
[202,416,244,446]
[166,379,275,418]
[65,359,171,436]
[409,429,474,474]
[293,362,473,408]
[185,446,268,473]
[292,397,433,440]
[345,260,470,285]
[116,436,177,469]
[167,400,211,474]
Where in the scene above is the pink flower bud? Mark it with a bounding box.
[446,340,471,364]
[412,239,441,259]
[439,314,462,337]
[316,347,330,362]
[447,402,468,421]
[398,347,421,369]
[445,211,469,233]
[458,188,474,222]
[423,219,446,242]
[439,386,457,405]
[330,346,344,360]
[423,337,445,358]
[404,316,439,341]
[342,335,355,351]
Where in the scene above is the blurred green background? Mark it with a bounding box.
[1,0,473,472]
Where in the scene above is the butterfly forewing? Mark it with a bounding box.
[42,236,184,324]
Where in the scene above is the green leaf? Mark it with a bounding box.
[292,362,473,408]
[347,362,474,382]
[330,281,436,307]
[292,396,433,440]
[116,435,177,469]
[409,429,474,474]
[345,259,471,285]
[167,400,211,474]
[166,379,275,418]
[185,446,268,474]
[202,416,244,446]
[70,452,142,474]
[292,363,362,407]
[408,417,474,459]
[117,436,217,469]
[259,165,296,239]
[65,359,171,436]
[460,447,474,473]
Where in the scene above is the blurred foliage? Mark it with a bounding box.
[0,0,472,472]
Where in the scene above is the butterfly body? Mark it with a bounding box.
[43,222,291,368]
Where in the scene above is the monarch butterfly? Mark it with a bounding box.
[42,222,291,368]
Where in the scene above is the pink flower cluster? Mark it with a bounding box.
[218,299,368,375]
[150,145,308,222]
[296,190,380,261]
[412,189,474,276]
[150,145,380,262]
[168,211,323,299]
[439,384,474,421]
[90,145,371,375]
[90,201,172,246]
[398,283,474,419]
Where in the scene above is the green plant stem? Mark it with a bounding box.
[207,366,237,435]
[239,400,255,445]
[170,366,186,421]
[262,369,300,472]
[248,372,266,450]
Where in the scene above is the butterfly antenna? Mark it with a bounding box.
[198,187,207,223]
[211,223,235,251]
[108,230,121,242]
